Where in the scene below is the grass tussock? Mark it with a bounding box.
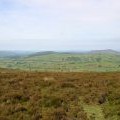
[0,69,120,120]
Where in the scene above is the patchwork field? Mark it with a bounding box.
[0,51,120,72]
[0,69,120,120]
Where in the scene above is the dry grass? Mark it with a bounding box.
[0,69,120,120]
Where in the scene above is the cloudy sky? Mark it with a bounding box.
[0,0,120,51]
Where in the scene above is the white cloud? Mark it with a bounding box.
[13,0,120,24]
[0,0,120,50]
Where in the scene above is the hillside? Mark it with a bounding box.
[0,51,18,58]
[0,51,33,58]
[0,69,120,120]
[88,49,120,54]
[0,50,120,72]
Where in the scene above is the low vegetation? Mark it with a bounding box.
[0,69,120,120]
[0,51,120,72]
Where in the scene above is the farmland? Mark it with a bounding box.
[0,50,120,72]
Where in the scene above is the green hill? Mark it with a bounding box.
[0,50,120,72]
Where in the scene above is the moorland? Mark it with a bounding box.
[0,50,120,120]
[0,69,120,120]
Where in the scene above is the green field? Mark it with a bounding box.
[0,50,120,72]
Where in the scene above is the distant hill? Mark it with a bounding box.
[0,49,120,72]
[0,51,33,58]
[28,51,58,57]
[88,49,120,54]
[26,49,120,58]
[0,51,18,58]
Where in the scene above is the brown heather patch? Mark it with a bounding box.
[0,69,120,120]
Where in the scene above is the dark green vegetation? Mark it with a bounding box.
[0,69,120,120]
[0,50,120,72]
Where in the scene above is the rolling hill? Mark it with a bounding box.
[0,50,120,72]
[0,51,33,58]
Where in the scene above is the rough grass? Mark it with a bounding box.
[0,69,120,120]
[83,105,104,120]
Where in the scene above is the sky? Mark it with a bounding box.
[0,0,120,51]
